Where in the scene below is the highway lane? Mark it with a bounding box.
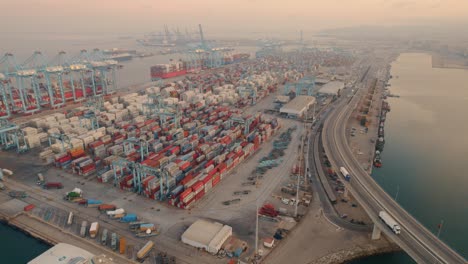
[321,70,466,263]
[306,115,371,232]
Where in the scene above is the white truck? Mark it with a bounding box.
[379,211,401,235]
[339,167,351,181]
[89,222,99,238]
[106,208,125,216]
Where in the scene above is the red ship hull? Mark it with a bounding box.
[151,70,187,80]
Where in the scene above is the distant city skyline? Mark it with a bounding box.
[2,0,468,34]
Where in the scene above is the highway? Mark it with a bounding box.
[320,67,467,263]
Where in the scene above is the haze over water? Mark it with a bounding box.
[351,53,468,263]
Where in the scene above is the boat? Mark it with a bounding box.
[151,60,187,80]
[375,137,385,152]
[106,53,133,62]
[374,151,383,168]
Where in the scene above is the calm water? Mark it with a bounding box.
[350,53,468,263]
[0,223,50,263]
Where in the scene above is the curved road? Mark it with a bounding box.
[321,81,466,263]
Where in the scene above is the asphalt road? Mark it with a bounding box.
[321,68,466,264]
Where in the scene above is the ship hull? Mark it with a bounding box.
[151,70,187,80]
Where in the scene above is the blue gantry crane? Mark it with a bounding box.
[185,24,230,71]
[48,133,72,153]
[284,76,316,96]
[0,119,28,153]
[123,137,149,162]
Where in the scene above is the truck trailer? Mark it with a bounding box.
[339,167,351,181]
[379,211,401,235]
[89,222,99,238]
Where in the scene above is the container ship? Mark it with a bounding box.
[150,54,249,81]
[106,53,133,62]
[150,61,187,80]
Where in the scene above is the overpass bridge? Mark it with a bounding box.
[320,70,466,263]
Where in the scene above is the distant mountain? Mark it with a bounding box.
[317,24,468,42]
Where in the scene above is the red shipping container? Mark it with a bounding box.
[202,174,213,184]
[142,176,156,186]
[205,160,215,168]
[179,188,193,200]
[212,175,221,186]
[195,190,205,200]
[180,174,194,186]
[179,161,191,171]
[24,204,35,211]
[192,181,204,192]
[217,163,227,172]
[208,168,217,177]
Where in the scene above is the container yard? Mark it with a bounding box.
[0,48,359,263]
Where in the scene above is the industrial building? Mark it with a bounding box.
[315,78,330,85]
[318,81,345,95]
[280,95,316,118]
[181,219,232,254]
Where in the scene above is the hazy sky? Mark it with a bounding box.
[2,0,468,34]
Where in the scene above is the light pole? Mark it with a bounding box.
[394,184,400,202]
[255,202,259,255]
[437,219,444,238]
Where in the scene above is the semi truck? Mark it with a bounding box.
[98,204,116,212]
[379,211,401,235]
[43,182,64,189]
[107,208,125,216]
[339,167,351,181]
[111,233,118,250]
[67,212,74,225]
[101,229,108,245]
[120,213,138,223]
[36,173,45,185]
[80,221,88,237]
[86,199,103,208]
[89,222,99,238]
[137,241,154,260]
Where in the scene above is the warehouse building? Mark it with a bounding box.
[318,81,344,95]
[181,219,233,254]
[279,95,316,118]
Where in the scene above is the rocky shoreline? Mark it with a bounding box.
[309,242,401,264]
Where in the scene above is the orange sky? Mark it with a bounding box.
[2,0,468,34]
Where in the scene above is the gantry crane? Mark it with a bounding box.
[0,119,28,153]
[123,137,149,162]
[284,76,316,96]
[0,73,11,118]
[185,24,230,71]
[112,158,137,187]
[48,133,72,153]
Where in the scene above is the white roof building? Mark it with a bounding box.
[181,219,233,254]
[318,81,345,95]
[280,96,316,117]
[28,243,93,264]
[28,243,114,264]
